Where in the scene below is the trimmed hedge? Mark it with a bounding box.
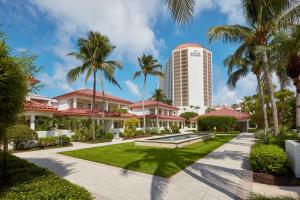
[197,116,237,131]
[0,153,92,200]
[38,135,71,148]
[7,125,38,150]
[249,144,287,174]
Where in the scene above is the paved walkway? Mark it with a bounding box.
[15,133,255,200]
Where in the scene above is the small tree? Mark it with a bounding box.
[180,112,198,126]
[123,118,140,137]
[0,40,27,184]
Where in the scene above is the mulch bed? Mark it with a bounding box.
[253,171,300,186]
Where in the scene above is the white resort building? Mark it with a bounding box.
[160,43,213,115]
[23,88,185,137]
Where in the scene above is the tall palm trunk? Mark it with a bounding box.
[91,70,96,141]
[262,51,279,136]
[156,100,159,129]
[142,76,147,133]
[294,79,300,137]
[100,70,105,129]
[256,74,269,136]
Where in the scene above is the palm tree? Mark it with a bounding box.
[133,54,164,132]
[152,88,167,128]
[92,34,122,126]
[67,31,122,141]
[207,0,300,136]
[67,32,99,141]
[271,26,300,132]
[165,0,195,24]
[224,44,269,135]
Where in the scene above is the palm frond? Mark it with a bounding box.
[227,67,250,90]
[66,66,84,83]
[208,25,254,43]
[165,0,195,24]
[133,71,142,80]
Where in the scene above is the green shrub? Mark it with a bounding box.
[38,135,71,148]
[7,125,38,150]
[38,136,56,148]
[0,153,92,199]
[248,128,257,133]
[123,118,140,138]
[249,144,287,174]
[255,129,298,149]
[160,127,171,135]
[170,125,180,133]
[146,128,160,135]
[197,116,237,131]
[58,135,71,146]
[96,132,113,142]
[216,131,240,134]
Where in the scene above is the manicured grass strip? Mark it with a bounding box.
[0,153,92,200]
[60,135,236,178]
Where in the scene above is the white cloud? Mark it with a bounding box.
[124,80,141,98]
[194,0,244,24]
[16,47,27,52]
[213,74,257,105]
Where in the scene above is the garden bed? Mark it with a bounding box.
[0,153,92,199]
[253,171,300,186]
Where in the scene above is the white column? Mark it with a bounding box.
[196,122,198,130]
[105,102,109,111]
[30,115,35,130]
[73,97,77,108]
[97,118,100,125]
[111,120,115,129]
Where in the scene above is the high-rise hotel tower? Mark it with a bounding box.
[160,43,212,114]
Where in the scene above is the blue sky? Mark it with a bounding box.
[0,0,259,105]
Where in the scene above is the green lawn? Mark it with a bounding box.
[0,153,92,200]
[60,135,236,178]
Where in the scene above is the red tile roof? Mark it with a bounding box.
[139,114,184,121]
[53,89,133,104]
[56,108,138,119]
[130,100,179,110]
[190,108,250,121]
[24,100,57,112]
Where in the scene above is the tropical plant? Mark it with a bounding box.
[271,26,300,132]
[67,31,122,141]
[165,0,195,24]
[0,40,27,184]
[152,88,167,128]
[133,54,164,132]
[207,0,300,136]
[224,45,269,135]
[7,125,38,150]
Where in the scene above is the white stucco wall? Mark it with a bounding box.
[57,98,69,110]
[187,47,205,114]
